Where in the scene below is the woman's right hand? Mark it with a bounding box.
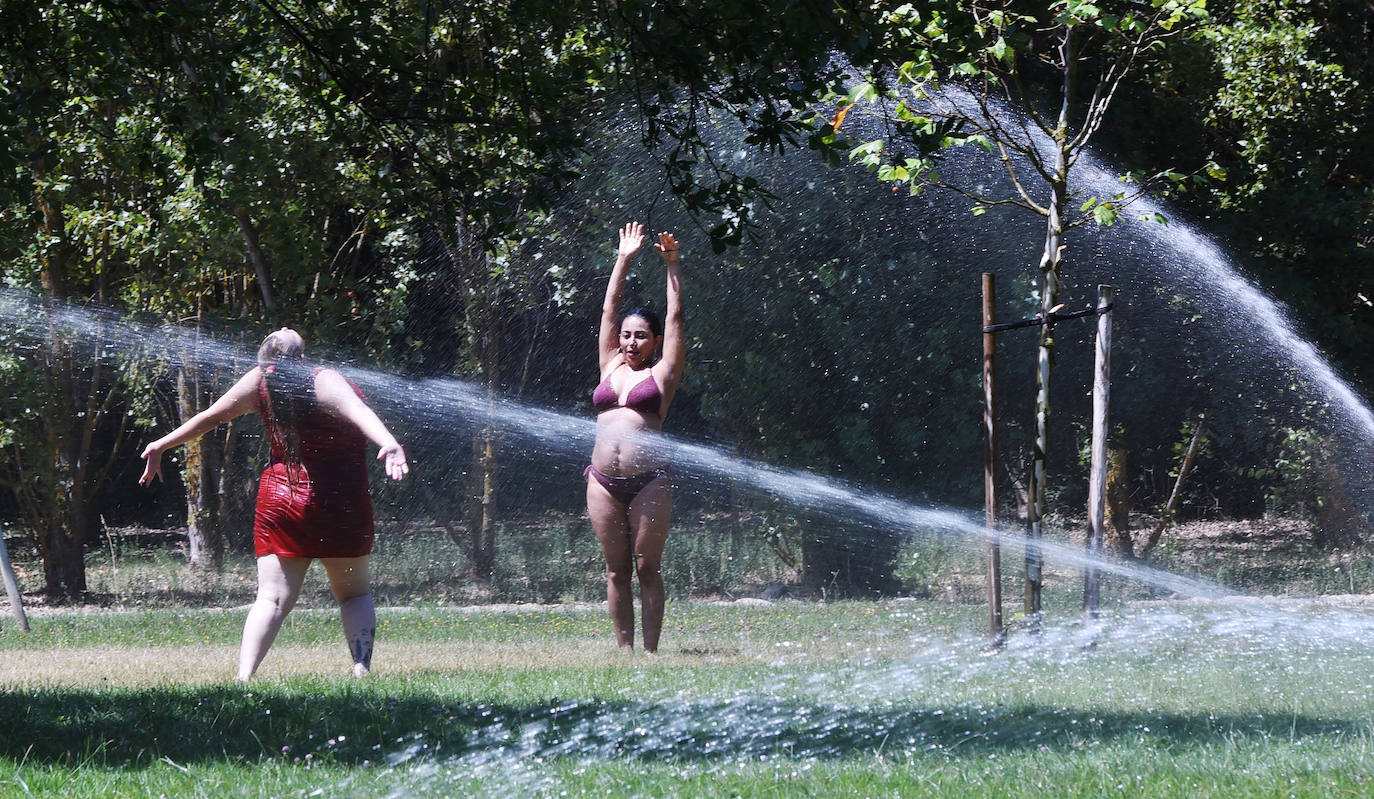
[617,221,644,260]
[377,443,410,481]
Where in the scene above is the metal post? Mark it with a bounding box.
[1084,285,1113,617]
[0,529,29,632]
[982,274,1004,643]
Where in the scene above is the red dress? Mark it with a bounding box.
[252,368,375,558]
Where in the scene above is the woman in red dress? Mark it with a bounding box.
[140,328,408,681]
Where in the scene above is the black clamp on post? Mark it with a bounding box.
[982,303,1114,334]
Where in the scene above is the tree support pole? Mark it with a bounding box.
[1085,285,1113,618]
[982,274,1004,644]
[0,531,29,632]
[982,292,1113,631]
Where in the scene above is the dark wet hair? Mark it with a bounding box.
[257,330,313,472]
[622,307,663,337]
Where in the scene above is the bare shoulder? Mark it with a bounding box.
[312,365,345,384]
[228,366,265,396]
[313,367,354,395]
[600,353,626,380]
[209,367,265,418]
[650,364,676,394]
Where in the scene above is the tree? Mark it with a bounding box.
[0,1,414,591]
[839,0,1210,613]
[0,3,161,596]
[1206,0,1373,541]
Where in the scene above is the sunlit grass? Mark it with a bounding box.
[4,597,1374,797]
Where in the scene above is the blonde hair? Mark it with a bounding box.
[257,330,312,472]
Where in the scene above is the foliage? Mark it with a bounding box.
[1196,0,1374,383]
[829,1,1209,218]
[1206,0,1359,200]
[892,533,960,597]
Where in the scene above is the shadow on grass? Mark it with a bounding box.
[1,685,1363,767]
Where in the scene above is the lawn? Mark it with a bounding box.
[4,596,1374,797]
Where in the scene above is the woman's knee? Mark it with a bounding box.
[634,553,662,583]
[254,584,297,613]
[605,565,633,589]
[323,557,371,601]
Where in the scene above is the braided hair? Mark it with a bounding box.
[257,329,313,473]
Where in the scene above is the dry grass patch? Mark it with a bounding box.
[0,636,781,689]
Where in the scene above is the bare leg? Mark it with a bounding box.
[588,475,635,651]
[238,555,310,682]
[628,477,672,653]
[322,556,373,677]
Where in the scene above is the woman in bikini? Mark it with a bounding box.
[586,221,684,653]
[140,327,409,681]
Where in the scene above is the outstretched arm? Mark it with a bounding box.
[139,368,262,485]
[653,231,685,397]
[314,369,409,481]
[599,222,644,372]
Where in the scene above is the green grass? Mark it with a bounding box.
[4,597,1374,797]
[56,511,803,610]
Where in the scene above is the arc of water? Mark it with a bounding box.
[378,373,1233,601]
[1116,185,1374,438]
[1,286,1232,600]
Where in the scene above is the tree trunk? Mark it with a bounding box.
[216,417,255,554]
[1107,448,1132,557]
[1025,27,1074,625]
[33,153,89,598]
[466,414,499,581]
[177,335,224,568]
[982,273,1003,641]
[459,227,502,583]
[1141,414,1206,559]
[1025,178,1065,621]
[234,208,275,311]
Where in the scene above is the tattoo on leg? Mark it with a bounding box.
[351,626,374,669]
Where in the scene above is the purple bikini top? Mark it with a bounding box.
[592,371,663,415]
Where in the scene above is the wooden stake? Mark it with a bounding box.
[982,274,1004,643]
[1085,285,1113,617]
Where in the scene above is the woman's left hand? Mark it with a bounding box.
[138,444,164,485]
[378,444,410,481]
[655,232,680,265]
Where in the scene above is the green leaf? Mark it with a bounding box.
[847,82,879,105]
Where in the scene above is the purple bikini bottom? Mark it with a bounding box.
[585,464,670,506]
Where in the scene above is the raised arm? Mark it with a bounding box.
[652,231,685,397]
[314,369,409,481]
[139,367,262,485]
[599,221,644,372]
